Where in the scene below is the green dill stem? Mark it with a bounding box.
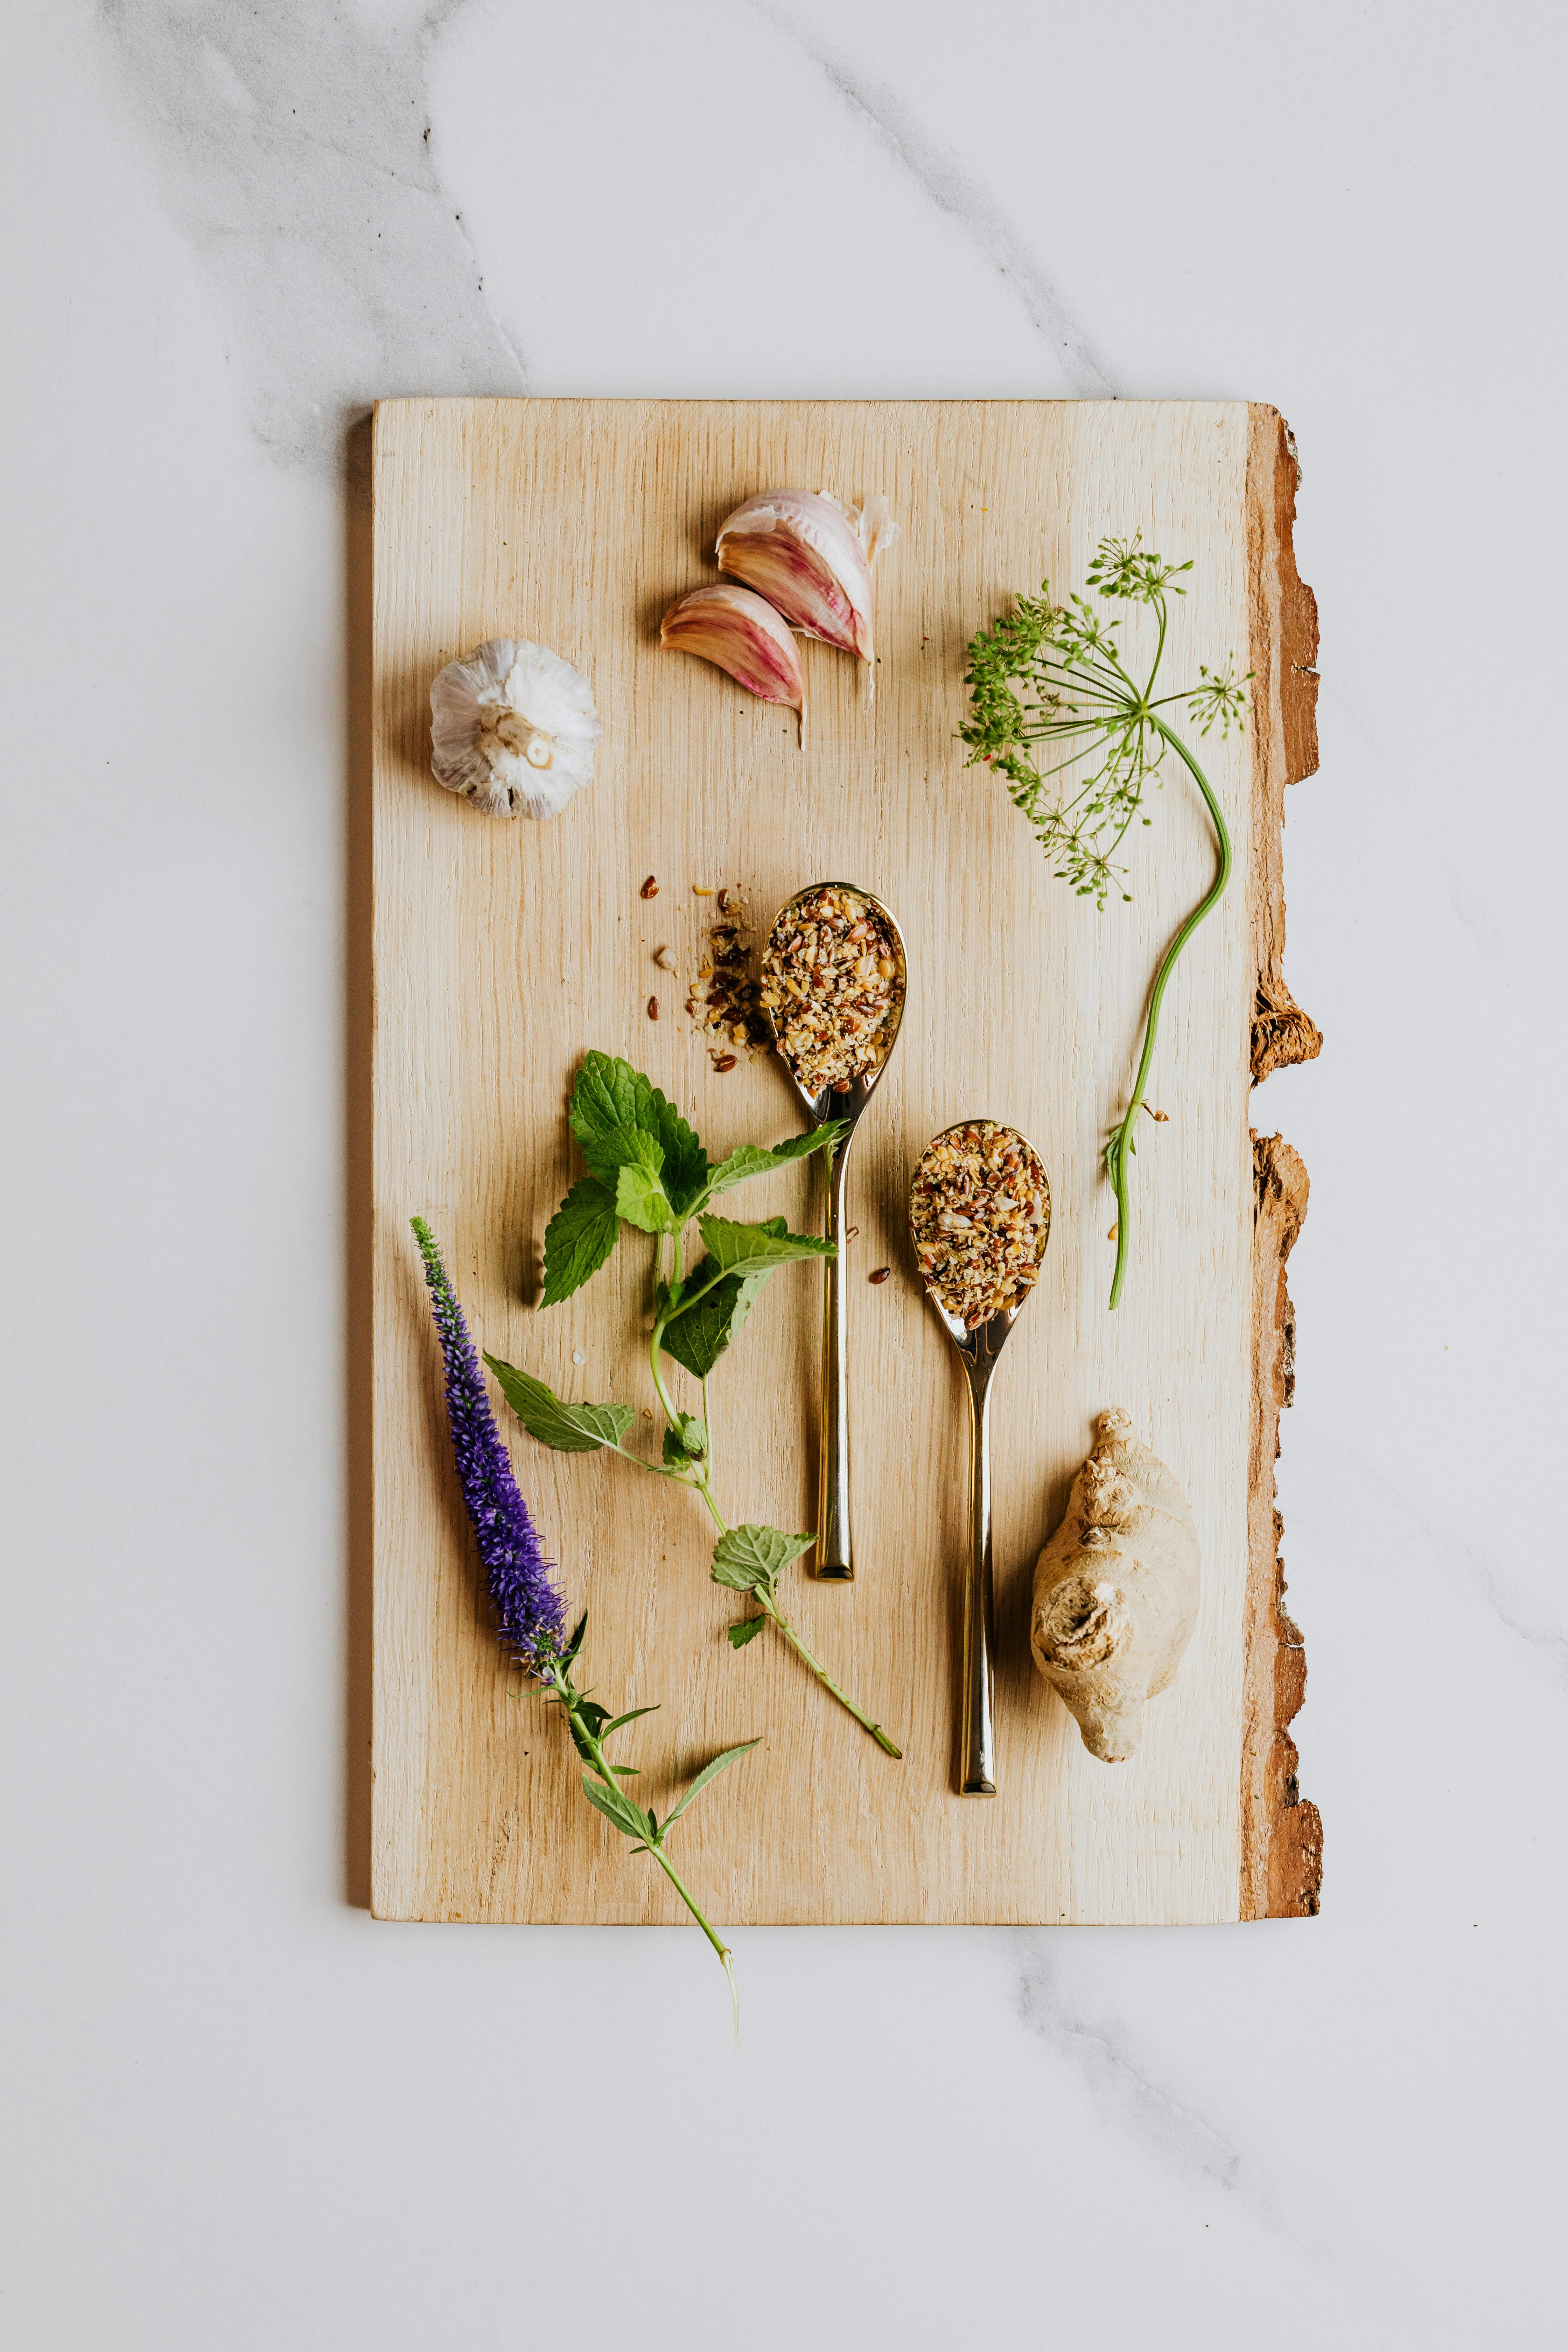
[551,1666,739,2026]
[1107,716,1232,1311]
[756,1590,903,1758]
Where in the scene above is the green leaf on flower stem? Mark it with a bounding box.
[485,1357,636,1454]
[660,1265,769,1381]
[703,1122,848,1198]
[660,1740,761,1835]
[539,1176,621,1307]
[569,1052,707,1215]
[561,1612,588,1670]
[580,1772,651,1844]
[726,1615,768,1649]
[661,1415,707,1467]
[614,1160,674,1235]
[696,1213,836,1280]
[598,1704,660,1740]
[709,1524,814,1595]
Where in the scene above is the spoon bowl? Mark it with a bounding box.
[763,881,908,1580]
[910,1119,1052,1795]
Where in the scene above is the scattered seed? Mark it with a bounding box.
[647,996,659,1020]
[714,1053,737,1072]
[654,945,678,971]
[640,874,659,899]
[686,884,770,1055]
[1107,1222,1119,1241]
[572,1350,586,1365]
[868,1266,891,1285]
[693,884,716,896]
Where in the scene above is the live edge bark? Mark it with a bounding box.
[1240,407,1324,1918]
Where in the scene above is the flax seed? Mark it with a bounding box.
[909,1121,1050,1328]
[760,885,904,1099]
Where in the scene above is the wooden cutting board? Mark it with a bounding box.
[368,397,1321,1926]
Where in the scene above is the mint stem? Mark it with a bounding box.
[758,1591,903,1759]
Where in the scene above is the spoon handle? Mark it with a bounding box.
[959,1366,998,1794]
[815,1133,853,1579]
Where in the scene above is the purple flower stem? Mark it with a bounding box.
[411,1217,740,2019]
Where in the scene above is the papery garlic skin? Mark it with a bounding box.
[429,638,601,820]
[659,583,805,709]
[715,490,899,671]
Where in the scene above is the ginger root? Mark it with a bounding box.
[1030,1407,1199,1762]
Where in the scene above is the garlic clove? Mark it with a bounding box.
[429,637,601,820]
[659,583,804,709]
[714,490,898,677]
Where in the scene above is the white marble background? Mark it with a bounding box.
[4,2,1564,2344]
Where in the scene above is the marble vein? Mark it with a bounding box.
[1314,1444,1568,1684]
[754,2,1115,398]
[1012,1941,1246,2194]
[97,0,526,473]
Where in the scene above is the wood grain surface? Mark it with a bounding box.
[369,397,1317,1926]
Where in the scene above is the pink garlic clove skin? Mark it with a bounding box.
[1030,1407,1200,1763]
[659,582,805,708]
[715,490,879,663]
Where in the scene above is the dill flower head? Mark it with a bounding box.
[411,1218,567,1678]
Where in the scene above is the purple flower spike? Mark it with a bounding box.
[411,1218,568,1679]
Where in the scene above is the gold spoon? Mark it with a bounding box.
[910,1120,1051,1795]
[762,882,908,1581]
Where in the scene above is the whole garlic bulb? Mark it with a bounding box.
[428,638,601,820]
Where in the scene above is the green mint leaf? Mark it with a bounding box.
[709,1523,815,1595]
[568,1051,658,1177]
[579,1771,651,1843]
[569,1052,706,1213]
[704,1122,848,1198]
[660,1265,770,1381]
[614,1160,674,1235]
[661,1414,707,1468]
[696,1213,835,1280]
[485,1356,636,1454]
[540,1176,621,1307]
[726,1615,768,1650]
[660,1739,761,1834]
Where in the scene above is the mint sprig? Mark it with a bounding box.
[501,1053,903,1759]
